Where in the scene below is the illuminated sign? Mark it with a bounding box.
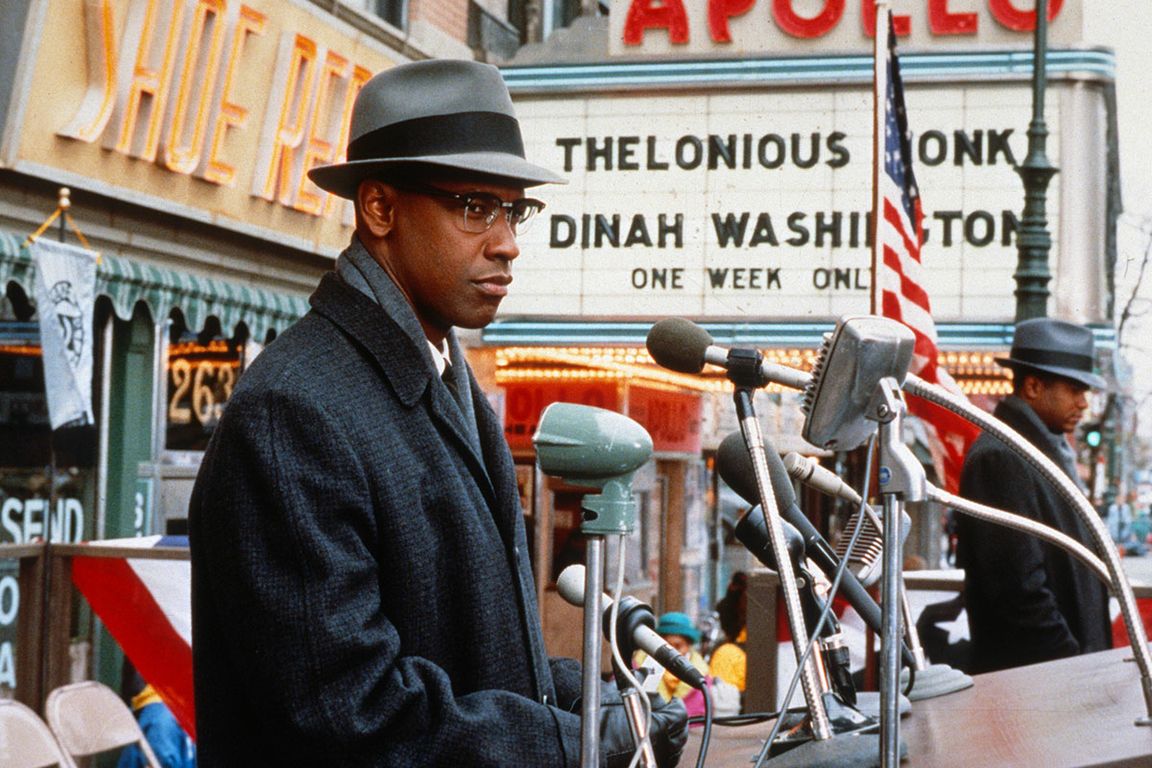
[166,338,242,451]
[8,0,399,254]
[610,0,1084,57]
[507,78,1079,323]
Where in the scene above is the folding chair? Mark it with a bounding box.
[0,698,76,768]
[44,681,161,768]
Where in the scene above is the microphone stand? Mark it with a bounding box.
[870,378,922,768]
[577,479,646,768]
[732,384,833,741]
[731,354,889,768]
[580,533,605,768]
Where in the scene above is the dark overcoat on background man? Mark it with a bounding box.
[189,256,584,766]
[956,396,1112,674]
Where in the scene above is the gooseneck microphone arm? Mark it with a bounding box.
[929,486,1110,583]
[903,373,1152,724]
[731,387,833,741]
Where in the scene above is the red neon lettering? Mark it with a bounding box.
[928,0,977,35]
[861,0,910,38]
[708,0,755,43]
[623,0,690,46]
[772,0,845,39]
[989,0,1064,31]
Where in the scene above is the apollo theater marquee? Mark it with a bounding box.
[498,0,1113,330]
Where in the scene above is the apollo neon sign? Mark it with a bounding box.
[614,0,1073,53]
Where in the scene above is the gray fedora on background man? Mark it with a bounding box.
[308,59,565,198]
[995,317,1108,390]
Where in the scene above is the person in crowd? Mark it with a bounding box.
[638,611,741,720]
[708,572,747,702]
[118,664,195,768]
[1107,491,1148,556]
[188,60,686,767]
[957,318,1112,673]
[649,612,710,718]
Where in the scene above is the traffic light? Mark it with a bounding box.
[1083,424,1103,449]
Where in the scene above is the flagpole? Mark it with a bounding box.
[871,2,888,316]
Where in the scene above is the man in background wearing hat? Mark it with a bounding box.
[189,60,686,766]
[956,317,1112,673]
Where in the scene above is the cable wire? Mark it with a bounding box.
[606,536,653,768]
[695,676,713,768]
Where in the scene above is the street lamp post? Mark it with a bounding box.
[1013,0,1057,322]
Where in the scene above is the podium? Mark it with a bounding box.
[690,647,1152,767]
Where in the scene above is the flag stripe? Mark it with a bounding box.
[874,10,977,492]
[71,547,196,739]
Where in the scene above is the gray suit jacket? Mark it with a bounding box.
[190,269,583,766]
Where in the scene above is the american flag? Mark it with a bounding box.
[873,11,978,493]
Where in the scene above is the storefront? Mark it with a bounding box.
[0,0,411,698]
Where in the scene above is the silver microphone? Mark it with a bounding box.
[784,452,862,506]
[801,315,916,451]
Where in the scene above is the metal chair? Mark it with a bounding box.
[44,681,161,768]
[0,697,76,768]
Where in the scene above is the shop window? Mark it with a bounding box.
[164,318,247,453]
[1,288,97,692]
[508,0,591,44]
[375,0,407,30]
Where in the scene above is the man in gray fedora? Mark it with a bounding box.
[956,317,1112,673]
[189,60,686,766]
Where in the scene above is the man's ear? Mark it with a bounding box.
[355,179,397,238]
[1019,372,1044,401]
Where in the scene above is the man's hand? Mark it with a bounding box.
[600,695,688,768]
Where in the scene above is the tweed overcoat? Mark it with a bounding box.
[189,271,583,766]
[955,396,1111,674]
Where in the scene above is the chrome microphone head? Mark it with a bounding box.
[801,315,916,451]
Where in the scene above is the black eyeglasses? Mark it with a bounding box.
[393,183,545,234]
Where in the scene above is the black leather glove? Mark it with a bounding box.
[600,695,688,768]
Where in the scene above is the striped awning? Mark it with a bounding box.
[0,230,309,340]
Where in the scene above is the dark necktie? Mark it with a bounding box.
[442,361,461,405]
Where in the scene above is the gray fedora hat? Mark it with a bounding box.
[995,317,1107,389]
[308,59,565,199]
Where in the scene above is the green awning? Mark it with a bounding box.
[0,230,309,340]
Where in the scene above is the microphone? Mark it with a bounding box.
[645,318,811,391]
[716,431,915,666]
[735,505,844,634]
[557,565,706,690]
[718,432,849,589]
[801,315,915,451]
[735,503,862,704]
[784,452,861,506]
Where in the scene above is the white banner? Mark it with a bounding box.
[33,239,98,429]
